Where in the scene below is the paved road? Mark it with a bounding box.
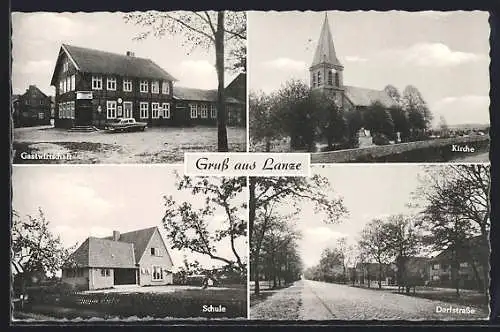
[252,279,488,320]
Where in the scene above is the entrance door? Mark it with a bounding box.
[75,100,93,126]
[123,102,133,118]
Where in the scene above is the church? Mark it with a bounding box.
[309,13,397,113]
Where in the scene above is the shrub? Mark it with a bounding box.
[372,133,391,145]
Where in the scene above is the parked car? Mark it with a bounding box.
[105,118,147,132]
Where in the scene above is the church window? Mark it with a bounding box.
[328,71,333,85]
[317,71,322,85]
[335,72,340,86]
[312,73,316,87]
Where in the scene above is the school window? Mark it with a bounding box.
[59,81,63,94]
[66,76,71,92]
[210,105,217,118]
[123,79,133,92]
[140,80,149,93]
[107,77,117,91]
[190,104,198,118]
[200,104,208,118]
[92,76,102,90]
[71,75,76,91]
[152,266,164,281]
[460,262,469,268]
[106,100,117,119]
[140,102,149,119]
[70,101,75,119]
[151,102,160,119]
[62,79,67,94]
[38,112,44,119]
[432,264,440,270]
[63,60,69,72]
[151,81,159,94]
[162,81,169,94]
[162,103,170,118]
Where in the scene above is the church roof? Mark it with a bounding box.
[311,13,342,68]
[344,86,399,108]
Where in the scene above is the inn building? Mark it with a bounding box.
[50,44,245,129]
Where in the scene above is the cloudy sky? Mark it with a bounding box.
[249,11,490,127]
[286,165,425,269]
[12,12,240,96]
[12,166,247,271]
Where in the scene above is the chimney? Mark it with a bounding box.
[112,230,120,241]
[126,51,135,57]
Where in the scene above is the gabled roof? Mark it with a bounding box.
[344,85,399,108]
[50,44,177,86]
[65,237,136,268]
[104,226,157,263]
[311,13,342,68]
[173,87,244,104]
[226,73,246,91]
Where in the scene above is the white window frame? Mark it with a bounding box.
[62,78,67,94]
[63,61,69,72]
[162,103,170,119]
[210,105,217,119]
[66,76,71,92]
[140,102,149,119]
[107,77,117,91]
[106,100,117,119]
[92,76,103,90]
[71,75,76,91]
[459,262,469,268]
[152,265,164,281]
[200,104,208,118]
[151,81,159,94]
[70,101,75,119]
[161,81,169,94]
[123,79,133,92]
[59,81,63,94]
[140,80,149,93]
[190,104,198,118]
[433,264,440,270]
[151,102,160,119]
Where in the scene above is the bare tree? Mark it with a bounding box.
[124,11,246,152]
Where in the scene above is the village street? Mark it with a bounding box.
[13,126,246,164]
[251,280,489,320]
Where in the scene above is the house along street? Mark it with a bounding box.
[251,279,488,320]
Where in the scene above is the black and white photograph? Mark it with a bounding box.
[248,11,490,163]
[11,166,247,320]
[249,164,490,320]
[12,11,247,164]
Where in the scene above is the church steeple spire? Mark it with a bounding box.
[309,12,345,106]
[311,12,342,67]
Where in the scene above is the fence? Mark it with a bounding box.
[311,135,490,163]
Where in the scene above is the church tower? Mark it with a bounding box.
[309,12,345,106]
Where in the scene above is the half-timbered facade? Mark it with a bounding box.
[50,44,246,129]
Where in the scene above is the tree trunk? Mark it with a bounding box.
[265,139,271,152]
[215,11,228,152]
[248,177,256,245]
[253,248,260,295]
[378,262,382,289]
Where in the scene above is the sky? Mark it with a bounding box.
[248,11,490,127]
[11,12,240,96]
[286,164,426,269]
[12,166,248,272]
